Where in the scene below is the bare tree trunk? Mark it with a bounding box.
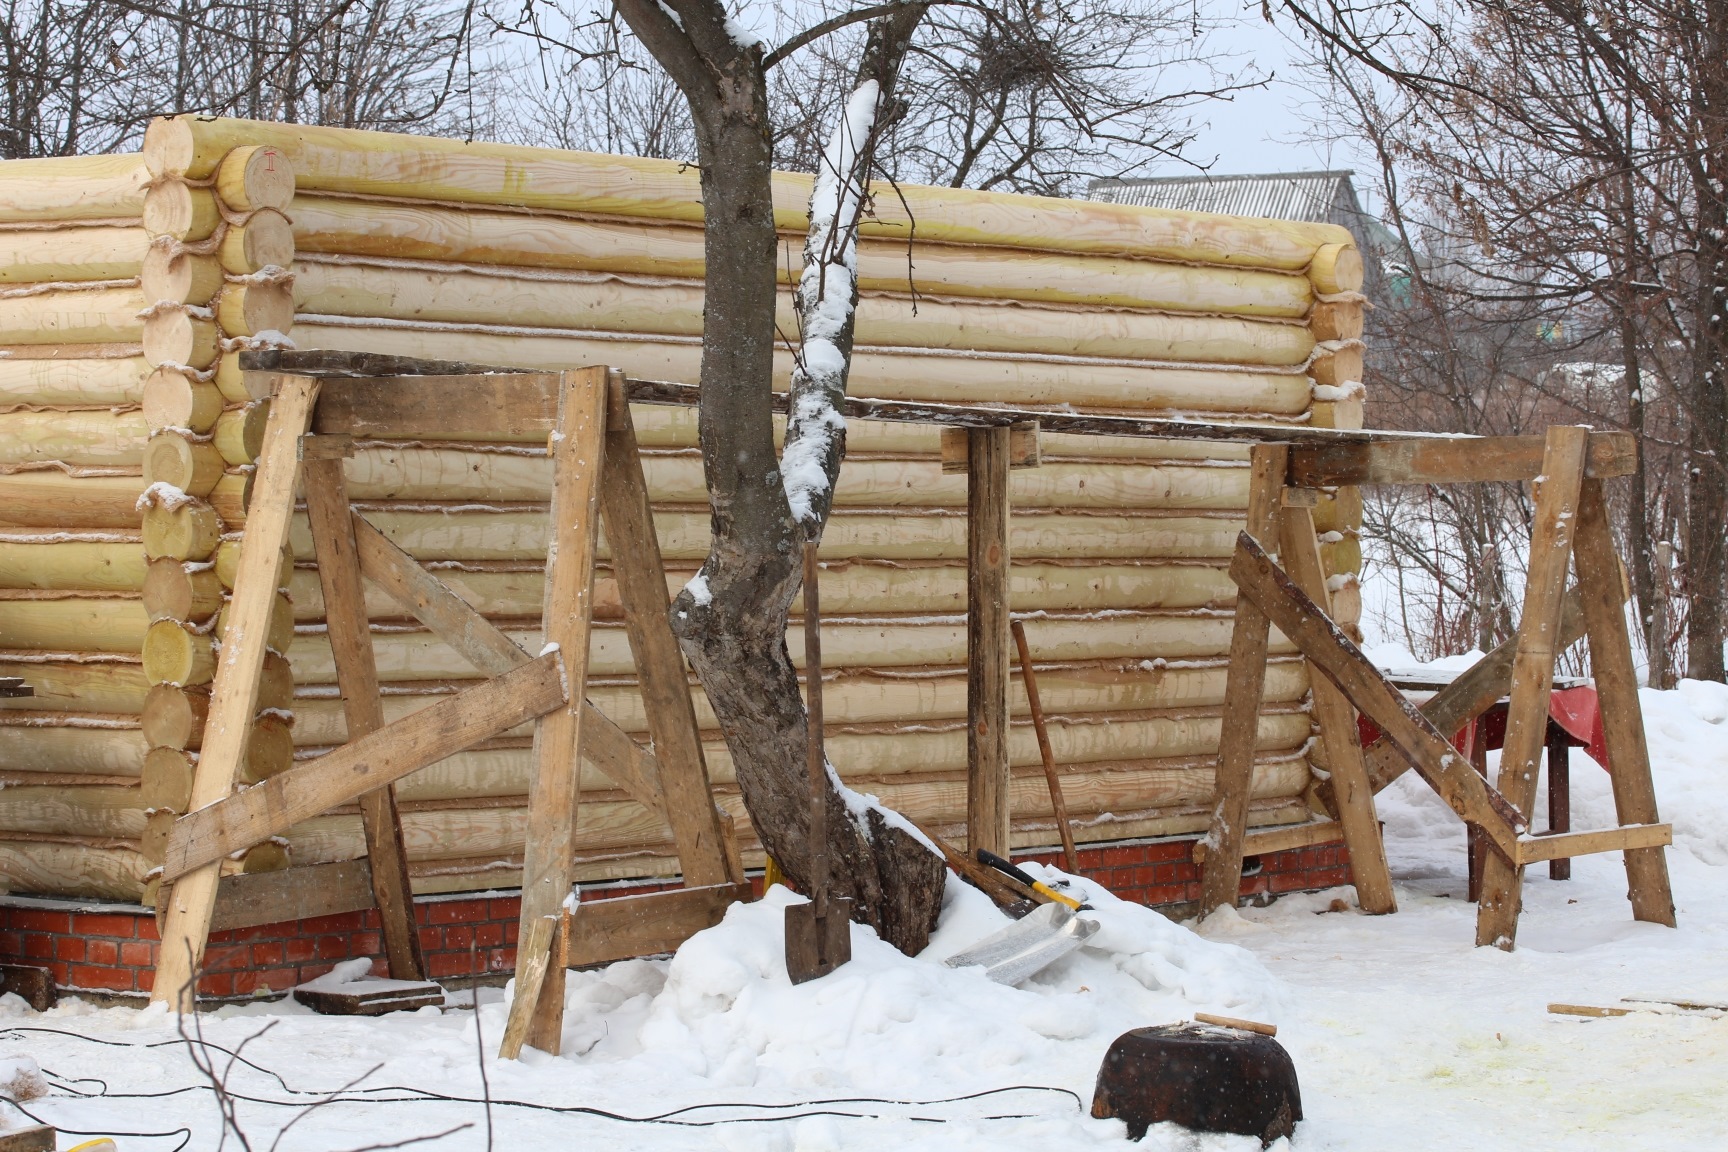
[617,0,945,954]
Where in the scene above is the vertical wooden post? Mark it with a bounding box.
[1198,444,1288,916]
[1546,727,1571,881]
[967,425,1011,858]
[1573,477,1676,926]
[1279,502,1396,914]
[1477,426,1589,949]
[152,375,319,1009]
[597,372,729,888]
[500,368,608,1059]
[1465,718,1488,903]
[302,451,425,981]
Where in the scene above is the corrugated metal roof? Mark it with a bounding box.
[1086,171,1357,224]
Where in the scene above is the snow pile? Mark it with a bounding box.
[540,879,1278,1095]
[0,1054,45,1103]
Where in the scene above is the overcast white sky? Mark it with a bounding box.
[1161,2,1377,196]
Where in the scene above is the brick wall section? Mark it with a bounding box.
[0,838,1352,1001]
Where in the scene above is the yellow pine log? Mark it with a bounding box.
[215,146,295,212]
[0,407,148,467]
[0,154,150,224]
[141,683,207,748]
[218,209,295,275]
[140,497,221,560]
[0,661,149,713]
[290,196,1316,318]
[334,449,1251,510]
[0,536,146,590]
[0,354,148,407]
[288,560,1240,622]
[1310,394,1364,432]
[0,596,146,652]
[140,654,290,744]
[291,320,1313,416]
[292,261,1315,368]
[142,366,224,432]
[0,285,148,345]
[1310,346,1363,388]
[286,613,1296,684]
[141,557,223,621]
[142,181,219,241]
[280,756,1312,867]
[0,841,146,900]
[0,474,145,529]
[213,401,267,464]
[141,746,194,809]
[215,281,293,337]
[144,115,1353,268]
[212,538,293,590]
[1308,300,1364,342]
[215,590,295,653]
[142,618,214,684]
[0,785,143,838]
[141,246,224,305]
[290,707,1310,801]
[266,507,1252,565]
[0,225,149,283]
[1309,243,1365,294]
[141,309,219,369]
[1322,535,1364,578]
[0,723,146,775]
[292,658,1312,747]
[211,351,254,402]
[142,429,225,495]
[1312,486,1363,535]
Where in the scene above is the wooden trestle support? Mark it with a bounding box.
[149,351,1676,1060]
[1196,426,1676,949]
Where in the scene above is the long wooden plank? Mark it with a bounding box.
[968,425,1013,857]
[1288,434,1635,487]
[156,860,378,933]
[1477,427,1589,950]
[152,374,319,1011]
[1197,444,1286,915]
[1516,823,1671,865]
[161,654,566,880]
[315,373,561,440]
[507,367,608,1058]
[498,914,557,1060]
[1280,503,1395,914]
[563,882,752,967]
[1228,531,1525,856]
[353,507,669,816]
[1574,478,1676,926]
[303,455,424,981]
[1192,819,1342,863]
[598,372,727,885]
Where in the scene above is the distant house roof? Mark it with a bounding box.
[1086,170,1364,224]
[1087,170,1400,298]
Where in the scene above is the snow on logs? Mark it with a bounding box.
[0,116,1367,899]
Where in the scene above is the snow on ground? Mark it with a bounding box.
[6,678,1728,1149]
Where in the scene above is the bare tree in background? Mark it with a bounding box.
[1,0,481,157]
[1279,0,1720,681]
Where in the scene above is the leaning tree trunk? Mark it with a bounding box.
[614,0,945,954]
[1687,166,1728,681]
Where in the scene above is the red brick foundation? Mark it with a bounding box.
[0,836,1353,1001]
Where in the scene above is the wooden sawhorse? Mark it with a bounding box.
[1199,427,1676,949]
[150,354,745,1057]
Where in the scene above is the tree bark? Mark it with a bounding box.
[614,0,945,954]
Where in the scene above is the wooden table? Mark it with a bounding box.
[1379,669,1595,890]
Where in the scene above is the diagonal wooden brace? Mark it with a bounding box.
[1228,532,1525,859]
[162,654,567,880]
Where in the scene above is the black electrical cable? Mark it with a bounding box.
[11,1024,1086,1132]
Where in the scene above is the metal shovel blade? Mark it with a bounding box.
[943,901,1099,986]
[786,895,854,985]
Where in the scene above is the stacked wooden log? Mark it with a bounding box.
[0,115,1367,901]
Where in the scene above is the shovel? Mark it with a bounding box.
[786,540,853,984]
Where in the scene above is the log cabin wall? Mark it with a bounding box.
[0,116,1367,903]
